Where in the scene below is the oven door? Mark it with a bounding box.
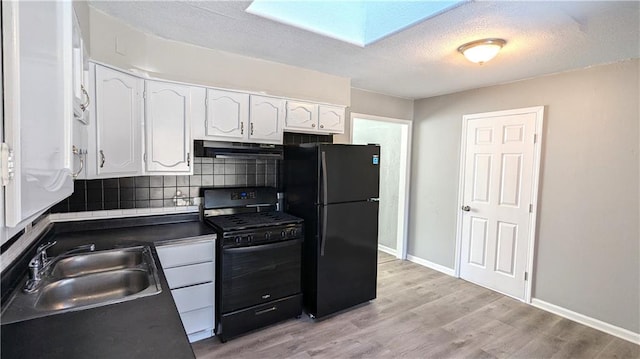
[220,238,302,313]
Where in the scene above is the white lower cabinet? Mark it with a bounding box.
[164,262,214,289]
[156,237,215,343]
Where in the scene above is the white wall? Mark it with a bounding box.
[352,119,404,250]
[72,1,90,46]
[88,8,350,106]
[336,88,414,144]
[411,59,639,333]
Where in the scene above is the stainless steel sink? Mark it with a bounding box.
[49,248,145,279]
[1,246,162,324]
[35,269,152,311]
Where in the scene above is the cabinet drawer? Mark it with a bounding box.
[218,294,301,341]
[172,282,214,313]
[164,262,214,289]
[157,240,214,268]
[180,306,214,335]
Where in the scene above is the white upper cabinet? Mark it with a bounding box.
[71,10,89,124]
[249,95,284,144]
[2,0,74,227]
[93,65,143,177]
[71,9,89,180]
[285,101,345,134]
[204,89,248,141]
[199,90,284,144]
[145,80,194,174]
[285,101,318,131]
[318,105,345,134]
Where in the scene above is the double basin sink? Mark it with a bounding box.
[1,246,162,324]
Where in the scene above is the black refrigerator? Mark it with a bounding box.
[284,143,380,319]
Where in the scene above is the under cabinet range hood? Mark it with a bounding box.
[194,140,283,160]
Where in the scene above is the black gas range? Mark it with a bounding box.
[205,211,303,248]
[201,187,303,342]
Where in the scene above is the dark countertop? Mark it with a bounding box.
[1,214,217,359]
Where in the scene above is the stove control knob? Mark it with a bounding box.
[234,236,241,244]
[265,232,271,240]
[289,228,297,237]
[281,230,287,238]
[247,234,253,243]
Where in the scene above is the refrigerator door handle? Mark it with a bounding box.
[321,204,328,256]
[321,151,328,256]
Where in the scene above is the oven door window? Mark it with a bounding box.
[221,239,302,312]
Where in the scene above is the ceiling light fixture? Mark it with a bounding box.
[457,38,506,64]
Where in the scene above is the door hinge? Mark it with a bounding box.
[1,143,15,187]
[529,204,533,213]
[533,134,537,143]
[524,272,528,281]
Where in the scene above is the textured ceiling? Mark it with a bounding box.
[89,1,639,100]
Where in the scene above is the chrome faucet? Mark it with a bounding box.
[23,241,96,293]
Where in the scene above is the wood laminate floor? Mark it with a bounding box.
[193,252,639,358]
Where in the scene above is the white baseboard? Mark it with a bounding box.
[406,254,456,277]
[378,244,397,257]
[531,298,640,345]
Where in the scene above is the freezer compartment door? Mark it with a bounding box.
[320,144,380,204]
[315,200,379,318]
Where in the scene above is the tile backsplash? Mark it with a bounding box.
[51,133,333,214]
[50,157,277,213]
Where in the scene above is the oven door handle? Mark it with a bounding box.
[320,151,328,256]
[223,238,302,253]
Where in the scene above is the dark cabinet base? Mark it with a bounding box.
[217,294,302,342]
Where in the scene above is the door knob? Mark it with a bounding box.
[461,205,471,212]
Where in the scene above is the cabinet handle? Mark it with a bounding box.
[241,122,244,135]
[71,145,84,179]
[99,150,105,168]
[311,123,316,128]
[79,84,90,112]
[250,122,254,136]
[187,153,190,166]
[320,124,324,129]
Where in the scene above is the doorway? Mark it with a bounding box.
[455,106,544,302]
[351,113,412,260]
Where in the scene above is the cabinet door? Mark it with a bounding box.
[2,0,74,228]
[318,105,345,134]
[94,66,143,176]
[145,80,192,173]
[205,89,248,141]
[249,95,284,144]
[285,101,318,131]
[71,10,89,124]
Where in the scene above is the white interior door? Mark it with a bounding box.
[458,107,543,300]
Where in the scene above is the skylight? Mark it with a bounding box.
[246,0,464,47]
